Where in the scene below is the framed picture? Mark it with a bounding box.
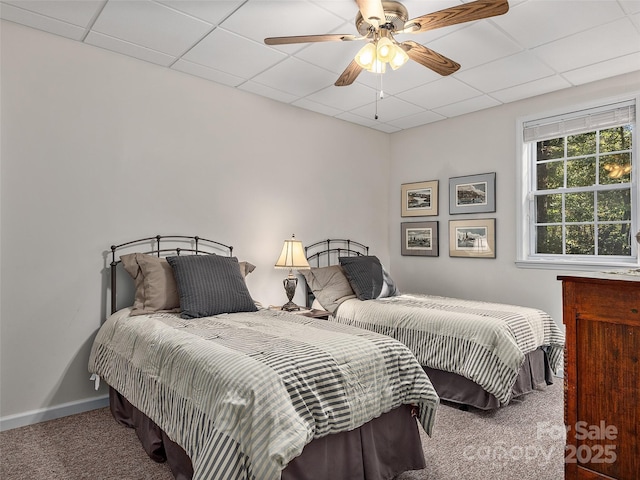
[449,172,496,214]
[401,221,439,256]
[401,180,439,217]
[449,218,496,258]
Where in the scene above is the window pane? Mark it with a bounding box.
[524,102,635,263]
[536,225,562,254]
[537,161,564,190]
[536,194,562,223]
[566,225,594,255]
[567,132,596,157]
[567,157,595,187]
[598,224,631,255]
[598,189,631,221]
[601,152,632,184]
[600,125,632,153]
[565,192,594,222]
[537,138,564,160]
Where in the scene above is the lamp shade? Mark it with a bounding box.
[369,59,386,74]
[389,45,409,70]
[274,235,310,270]
[376,37,395,63]
[354,42,376,70]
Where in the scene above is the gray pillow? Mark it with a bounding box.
[120,253,180,316]
[167,255,257,319]
[299,266,356,314]
[339,256,398,301]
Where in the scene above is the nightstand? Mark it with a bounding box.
[269,306,331,320]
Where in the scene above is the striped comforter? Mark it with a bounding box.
[332,294,565,405]
[88,308,439,480]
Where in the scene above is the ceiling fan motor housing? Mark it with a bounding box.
[355,1,409,35]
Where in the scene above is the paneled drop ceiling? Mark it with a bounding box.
[1,0,639,132]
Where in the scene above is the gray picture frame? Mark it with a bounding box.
[449,172,496,214]
[401,221,439,257]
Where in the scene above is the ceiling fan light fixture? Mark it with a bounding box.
[368,59,386,74]
[355,42,376,70]
[389,44,409,69]
[266,0,512,87]
[376,37,395,62]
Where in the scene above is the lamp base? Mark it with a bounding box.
[281,274,300,312]
[281,301,301,312]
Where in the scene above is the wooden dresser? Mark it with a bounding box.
[558,273,639,480]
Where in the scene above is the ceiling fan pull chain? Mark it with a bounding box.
[374,90,379,120]
[374,67,386,120]
[374,72,381,120]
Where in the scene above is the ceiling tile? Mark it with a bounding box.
[432,94,501,117]
[85,31,175,66]
[492,0,625,48]
[618,0,640,14]
[490,74,572,103]
[2,0,104,27]
[561,52,640,86]
[334,111,381,128]
[91,0,213,57]
[251,57,338,97]
[355,60,442,95]
[312,1,360,22]
[386,110,447,130]
[292,97,342,116]
[456,51,555,92]
[237,80,299,103]
[157,0,243,25]
[305,82,378,111]
[172,59,246,87]
[398,0,476,44]
[533,18,640,72]
[426,22,522,71]
[397,77,481,110]
[183,28,287,79]
[0,2,88,40]
[221,0,345,53]
[294,24,363,75]
[370,122,402,134]
[349,96,425,122]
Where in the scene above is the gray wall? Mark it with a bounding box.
[388,71,640,325]
[1,19,639,426]
[0,21,390,421]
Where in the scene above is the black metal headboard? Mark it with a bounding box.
[304,239,369,308]
[109,235,233,314]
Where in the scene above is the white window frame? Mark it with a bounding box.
[516,94,640,271]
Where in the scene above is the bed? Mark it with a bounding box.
[88,235,440,480]
[302,239,565,410]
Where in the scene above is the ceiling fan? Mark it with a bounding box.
[264,0,509,86]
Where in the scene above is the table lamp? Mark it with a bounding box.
[274,234,310,311]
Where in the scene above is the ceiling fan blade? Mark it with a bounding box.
[265,34,359,45]
[356,0,386,28]
[335,60,364,86]
[402,41,460,76]
[404,0,509,34]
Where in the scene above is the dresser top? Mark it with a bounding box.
[558,269,640,284]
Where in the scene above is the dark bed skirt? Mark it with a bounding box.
[424,347,554,410]
[108,388,426,480]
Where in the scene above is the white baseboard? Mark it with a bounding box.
[0,395,109,432]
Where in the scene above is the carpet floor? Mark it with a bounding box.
[0,381,563,480]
